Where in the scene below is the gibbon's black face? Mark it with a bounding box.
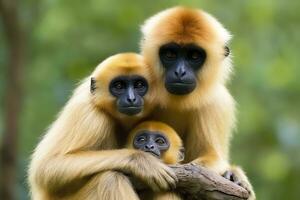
[159,42,207,95]
[133,131,170,158]
[109,75,148,116]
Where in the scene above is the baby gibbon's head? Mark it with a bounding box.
[127,121,184,164]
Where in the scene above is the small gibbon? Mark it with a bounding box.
[126,121,184,200]
[127,121,184,165]
[28,53,177,200]
[140,7,255,199]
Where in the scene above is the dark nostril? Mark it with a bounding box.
[175,70,186,78]
[175,71,179,76]
[145,144,154,149]
[127,97,136,103]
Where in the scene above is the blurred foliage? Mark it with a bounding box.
[1,0,300,199]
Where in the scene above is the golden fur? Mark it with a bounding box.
[141,7,255,199]
[28,53,177,200]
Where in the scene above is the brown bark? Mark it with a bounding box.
[0,0,24,199]
[172,164,249,200]
[133,163,250,200]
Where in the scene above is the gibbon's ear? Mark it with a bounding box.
[90,77,96,94]
[178,146,185,162]
[224,46,230,57]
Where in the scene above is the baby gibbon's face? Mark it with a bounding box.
[133,131,170,157]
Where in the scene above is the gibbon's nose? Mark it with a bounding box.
[174,64,186,78]
[126,88,137,104]
[145,144,155,149]
[127,96,136,104]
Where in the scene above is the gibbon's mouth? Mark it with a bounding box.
[118,106,142,116]
[166,82,196,95]
[170,82,195,86]
[144,150,160,158]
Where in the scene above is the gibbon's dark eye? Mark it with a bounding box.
[110,77,129,97]
[134,80,145,89]
[155,137,166,145]
[133,77,148,96]
[187,50,203,62]
[189,50,201,60]
[113,81,125,90]
[164,49,177,60]
[137,136,146,143]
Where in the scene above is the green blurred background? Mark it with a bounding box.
[0,0,299,199]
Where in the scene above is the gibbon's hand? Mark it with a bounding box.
[127,151,178,191]
[223,167,256,200]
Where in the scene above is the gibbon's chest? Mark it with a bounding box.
[150,108,190,137]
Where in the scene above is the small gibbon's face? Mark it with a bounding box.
[109,75,148,116]
[127,121,185,164]
[159,42,207,95]
[133,131,170,158]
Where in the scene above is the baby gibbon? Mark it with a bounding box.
[126,121,184,200]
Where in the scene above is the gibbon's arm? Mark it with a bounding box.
[29,83,176,194]
[187,86,236,173]
[35,149,177,194]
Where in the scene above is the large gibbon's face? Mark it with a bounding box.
[90,53,156,118]
[141,7,232,106]
[159,42,207,95]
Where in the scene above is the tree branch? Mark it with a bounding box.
[172,163,249,200]
[132,163,250,200]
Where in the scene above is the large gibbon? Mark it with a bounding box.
[28,53,177,200]
[140,7,255,199]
